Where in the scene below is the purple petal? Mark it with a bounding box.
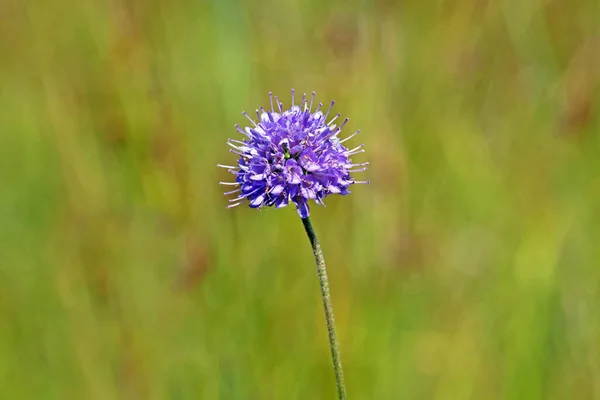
[285,159,303,184]
[327,185,341,194]
[250,194,265,207]
[289,145,303,156]
[288,171,302,184]
[295,199,310,218]
[275,195,289,209]
[299,149,321,172]
[300,184,316,199]
[271,184,285,196]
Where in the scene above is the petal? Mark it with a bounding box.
[300,185,316,199]
[242,183,255,192]
[288,171,302,184]
[285,160,303,184]
[271,184,285,196]
[250,163,267,173]
[328,185,341,194]
[314,126,329,137]
[295,199,310,218]
[275,195,289,209]
[298,149,321,172]
[285,159,298,167]
[250,194,265,207]
[289,145,303,156]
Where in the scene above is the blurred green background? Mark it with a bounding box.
[1,0,599,398]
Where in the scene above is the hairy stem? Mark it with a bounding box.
[301,217,347,400]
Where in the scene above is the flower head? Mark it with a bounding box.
[219,90,369,218]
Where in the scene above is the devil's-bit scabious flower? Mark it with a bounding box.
[219,90,369,218]
[221,90,363,399]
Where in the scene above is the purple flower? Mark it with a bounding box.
[219,90,369,218]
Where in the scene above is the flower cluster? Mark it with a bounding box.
[220,90,368,218]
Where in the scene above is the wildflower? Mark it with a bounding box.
[219,90,368,218]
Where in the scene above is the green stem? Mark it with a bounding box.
[301,217,347,400]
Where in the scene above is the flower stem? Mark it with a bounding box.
[301,217,347,400]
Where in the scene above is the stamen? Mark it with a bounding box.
[227,201,244,208]
[315,197,327,207]
[347,149,365,156]
[340,129,360,143]
[321,127,342,142]
[348,167,368,172]
[219,182,240,186]
[324,100,335,120]
[217,164,238,169]
[227,142,243,151]
[319,118,348,143]
[224,188,241,195]
[261,107,274,122]
[235,124,250,137]
[345,144,364,155]
[328,113,341,126]
[309,92,316,112]
[275,96,283,112]
[228,138,246,145]
[354,180,370,184]
[230,149,250,158]
[230,185,263,202]
[242,111,257,127]
[269,92,274,113]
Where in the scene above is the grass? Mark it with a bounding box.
[1,0,599,398]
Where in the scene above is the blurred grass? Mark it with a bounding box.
[1,0,600,398]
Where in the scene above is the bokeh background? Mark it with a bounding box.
[1,0,600,398]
